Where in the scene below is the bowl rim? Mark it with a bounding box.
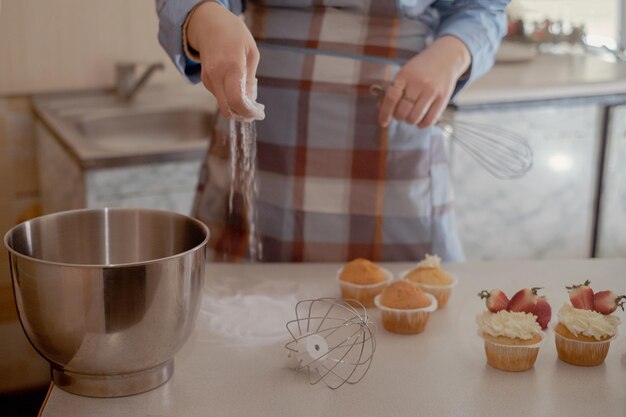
[4,207,210,268]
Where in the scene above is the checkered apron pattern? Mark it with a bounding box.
[192,0,464,262]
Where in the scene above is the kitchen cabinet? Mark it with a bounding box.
[449,103,601,260]
[36,121,202,216]
[33,86,214,216]
[597,104,626,257]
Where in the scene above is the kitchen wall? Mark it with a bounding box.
[0,0,185,94]
[0,0,189,395]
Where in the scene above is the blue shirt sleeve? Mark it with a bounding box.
[432,0,509,91]
[156,0,244,84]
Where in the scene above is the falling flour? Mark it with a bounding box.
[227,78,265,261]
[229,119,262,260]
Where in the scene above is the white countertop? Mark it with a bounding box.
[40,259,626,417]
[457,50,626,106]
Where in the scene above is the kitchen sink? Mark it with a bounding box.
[32,85,216,168]
[75,108,212,153]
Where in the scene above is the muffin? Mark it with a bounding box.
[403,254,457,309]
[554,303,620,366]
[337,258,391,308]
[476,310,544,372]
[374,280,437,334]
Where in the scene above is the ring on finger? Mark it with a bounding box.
[401,95,418,104]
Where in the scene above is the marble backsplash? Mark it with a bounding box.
[449,104,600,260]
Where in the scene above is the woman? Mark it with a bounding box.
[157,0,508,262]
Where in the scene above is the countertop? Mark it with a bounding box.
[457,49,626,107]
[40,259,626,417]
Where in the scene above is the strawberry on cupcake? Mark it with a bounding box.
[476,287,551,372]
[478,287,552,330]
[555,280,623,366]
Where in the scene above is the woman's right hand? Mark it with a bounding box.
[186,1,263,120]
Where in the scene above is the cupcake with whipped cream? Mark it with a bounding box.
[476,310,544,372]
[555,281,622,366]
[403,254,457,309]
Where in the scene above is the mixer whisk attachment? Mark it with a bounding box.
[369,84,534,180]
[285,298,376,389]
[438,112,534,179]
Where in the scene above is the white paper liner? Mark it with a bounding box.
[374,293,437,334]
[554,330,616,366]
[479,331,545,372]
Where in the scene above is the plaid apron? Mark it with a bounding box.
[192,0,464,262]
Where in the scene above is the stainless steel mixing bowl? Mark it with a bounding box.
[4,208,209,397]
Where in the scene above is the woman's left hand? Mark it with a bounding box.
[378,36,471,128]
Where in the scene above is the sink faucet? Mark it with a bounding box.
[115,62,165,101]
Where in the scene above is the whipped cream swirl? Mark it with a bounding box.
[476,310,541,340]
[558,304,621,340]
[416,254,441,269]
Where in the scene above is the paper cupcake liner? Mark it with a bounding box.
[400,270,458,310]
[554,331,615,367]
[336,267,392,308]
[374,293,438,334]
[480,331,544,372]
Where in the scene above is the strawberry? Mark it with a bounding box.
[593,291,626,315]
[532,296,552,330]
[507,287,542,313]
[566,280,594,310]
[478,289,509,313]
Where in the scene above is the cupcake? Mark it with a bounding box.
[476,287,549,372]
[403,254,457,309]
[554,280,623,366]
[374,280,437,334]
[337,258,391,308]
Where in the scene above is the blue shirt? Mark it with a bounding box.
[156,0,508,93]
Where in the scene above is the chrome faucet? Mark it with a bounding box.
[115,62,165,101]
